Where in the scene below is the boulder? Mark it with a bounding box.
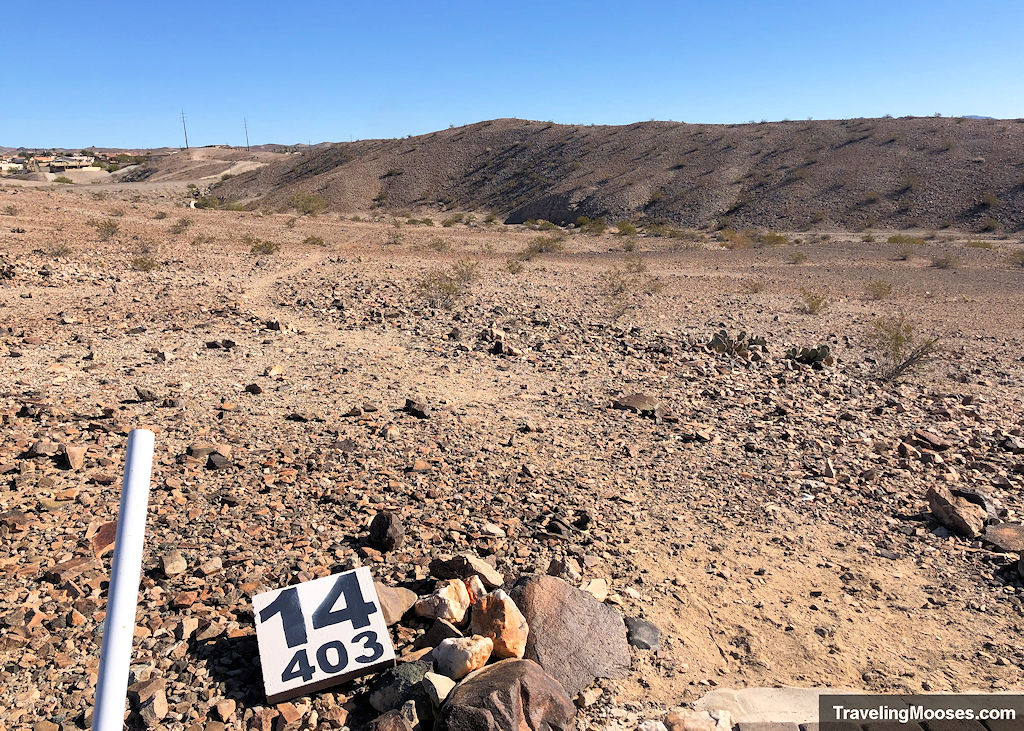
[439,659,575,731]
[470,590,529,659]
[509,574,629,697]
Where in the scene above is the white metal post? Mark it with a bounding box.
[92,428,155,731]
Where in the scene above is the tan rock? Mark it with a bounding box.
[162,549,188,577]
[470,589,529,659]
[90,520,117,558]
[434,635,493,680]
[414,579,471,624]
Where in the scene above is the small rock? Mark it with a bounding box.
[368,710,412,731]
[162,550,188,578]
[61,445,87,470]
[421,672,456,708]
[430,553,504,588]
[375,582,417,626]
[404,398,431,419]
[470,589,529,659]
[624,616,661,650]
[415,579,472,624]
[91,521,118,558]
[413,618,463,650]
[928,484,986,537]
[434,635,493,680]
[370,511,405,552]
[370,661,431,714]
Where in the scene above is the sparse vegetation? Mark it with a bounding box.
[441,214,464,227]
[2,205,18,216]
[427,237,451,252]
[285,217,297,229]
[91,218,120,241]
[191,234,215,247]
[131,255,159,272]
[575,216,607,235]
[867,312,941,382]
[931,253,960,269]
[742,277,767,294]
[598,255,664,317]
[153,211,167,220]
[614,221,638,237]
[1006,250,1024,267]
[887,234,925,246]
[303,235,326,246]
[521,233,566,259]
[169,217,193,234]
[289,191,327,216]
[865,279,893,300]
[799,288,830,315]
[504,258,525,274]
[247,235,280,255]
[53,176,73,184]
[787,251,808,265]
[416,259,479,308]
[759,231,788,247]
[966,240,994,249]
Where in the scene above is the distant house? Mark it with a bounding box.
[49,155,95,171]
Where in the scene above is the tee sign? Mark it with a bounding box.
[252,566,396,702]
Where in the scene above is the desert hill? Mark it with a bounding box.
[213,116,1024,231]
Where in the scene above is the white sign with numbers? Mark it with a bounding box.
[252,566,396,702]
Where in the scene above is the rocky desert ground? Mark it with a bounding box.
[2,180,1024,730]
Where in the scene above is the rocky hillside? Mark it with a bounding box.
[213,117,1024,231]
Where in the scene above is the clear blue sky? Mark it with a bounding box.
[3,0,1022,149]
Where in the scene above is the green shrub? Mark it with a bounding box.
[93,218,119,241]
[289,191,327,216]
[598,256,664,317]
[450,259,480,285]
[416,264,474,309]
[887,234,925,246]
[441,213,464,227]
[249,237,280,255]
[521,233,566,259]
[979,216,1000,232]
[575,216,607,235]
[614,221,638,236]
[53,176,73,184]
[759,231,789,247]
[868,312,941,382]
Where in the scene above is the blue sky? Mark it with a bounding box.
[3,0,1022,148]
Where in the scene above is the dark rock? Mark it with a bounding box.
[509,574,629,697]
[413,618,464,650]
[206,453,231,471]
[404,398,431,419]
[611,393,660,414]
[368,710,413,731]
[370,511,405,552]
[369,661,432,716]
[624,616,661,650]
[430,553,504,588]
[439,659,574,731]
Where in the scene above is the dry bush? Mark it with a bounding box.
[759,231,789,247]
[867,312,941,382]
[865,279,893,300]
[966,240,994,249]
[415,259,480,308]
[191,234,215,247]
[131,255,159,272]
[888,234,925,246]
[787,251,808,265]
[53,176,73,184]
[3,205,19,216]
[1007,250,1024,267]
[895,247,913,261]
[742,277,767,293]
[575,216,607,235]
[427,237,451,252]
[152,211,167,220]
[248,236,280,255]
[303,235,326,246]
[931,253,960,269]
[504,258,525,274]
[47,242,73,258]
[598,255,664,317]
[719,229,754,249]
[169,217,193,234]
[91,218,120,241]
[285,217,297,229]
[799,288,830,315]
[521,234,566,259]
[442,214,464,227]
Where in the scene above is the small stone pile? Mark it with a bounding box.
[364,548,635,731]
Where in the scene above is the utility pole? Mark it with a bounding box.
[180,111,189,150]
[243,118,250,152]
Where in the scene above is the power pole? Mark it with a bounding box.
[180,111,190,150]
[244,118,250,152]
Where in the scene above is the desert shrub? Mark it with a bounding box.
[575,216,607,235]
[92,218,120,241]
[861,234,876,243]
[108,208,124,217]
[416,262,477,308]
[799,288,830,315]
[285,217,297,229]
[979,216,1000,232]
[867,312,941,382]
[532,219,559,231]
[91,191,108,201]
[303,235,326,246]
[759,231,789,247]
[598,256,664,317]
[614,221,638,236]
[1006,250,1024,267]
[484,213,498,224]
[195,195,221,209]
[931,253,960,269]
[505,258,525,274]
[153,211,167,220]
[191,234,215,246]
[787,251,808,265]
[966,240,994,249]
[521,234,566,259]
[385,230,405,246]
[47,242,73,258]
[131,255,159,271]
[2,205,18,216]
[742,277,767,293]
[169,217,193,234]
[427,237,451,252]
[406,217,434,226]
[289,191,327,216]
[622,239,637,252]
[865,279,893,300]
[249,238,281,255]
[895,247,913,261]
[441,214,464,227]
[53,176,73,184]
[719,229,755,249]
[887,234,925,246]
[981,192,1002,208]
